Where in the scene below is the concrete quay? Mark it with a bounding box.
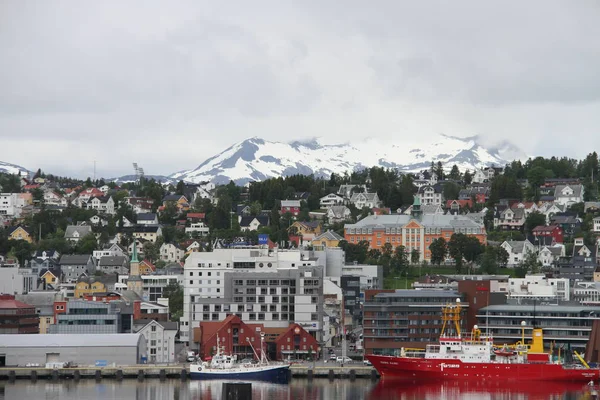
[0,364,379,381]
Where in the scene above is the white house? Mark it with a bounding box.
[337,184,368,199]
[160,243,185,263]
[89,215,108,226]
[185,222,210,236]
[417,185,443,206]
[93,243,127,263]
[327,206,352,224]
[593,217,600,233]
[239,215,269,232]
[501,240,536,267]
[320,193,345,208]
[472,167,496,184]
[538,245,565,267]
[133,319,178,363]
[43,190,68,207]
[64,225,93,243]
[349,192,380,209]
[85,195,116,215]
[553,184,584,207]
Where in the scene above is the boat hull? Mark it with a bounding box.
[367,355,600,382]
[189,364,290,383]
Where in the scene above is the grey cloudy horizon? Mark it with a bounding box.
[1,1,599,179]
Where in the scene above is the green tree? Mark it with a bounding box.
[176,181,186,195]
[75,233,98,254]
[443,182,461,201]
[143,241,160,263]
[496,246,509,268]
[410,248,420,265]
[463,170,472,185]
[525,212,546,235]
[448,165,461,181]
[163,282,184,321]
[429,238,447,265]
[480,246,499,274]
[519,251,542,274]
[448,233,467,272]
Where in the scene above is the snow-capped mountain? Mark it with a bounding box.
[0,160,31,176]
[170,134,526,185]
[108,174,180,186]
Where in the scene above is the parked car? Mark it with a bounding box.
[363,359,372,366]
[336,356,352,363]
[328,348,335,355]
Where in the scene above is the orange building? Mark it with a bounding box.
[344,199,486,262]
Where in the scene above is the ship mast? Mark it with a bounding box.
[440,298,462,338]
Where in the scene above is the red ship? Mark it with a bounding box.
[367,299,600,382]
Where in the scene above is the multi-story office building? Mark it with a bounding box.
[363,289,465,355]
[476,302,600,352]
[49,300,121,334]
[0,193,25,218]
[181,248,324,345]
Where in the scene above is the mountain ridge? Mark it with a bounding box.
[170,134,526,185]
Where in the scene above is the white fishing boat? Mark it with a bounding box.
[189,332,290,382]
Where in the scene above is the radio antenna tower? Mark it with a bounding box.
[133,163,145,190]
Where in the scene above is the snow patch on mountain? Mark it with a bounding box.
[170,134,526,185]
[0,161,31,177]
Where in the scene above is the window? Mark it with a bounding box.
[151,325,156,332]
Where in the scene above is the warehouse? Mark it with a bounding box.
[0,334,147,367]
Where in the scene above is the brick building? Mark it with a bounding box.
[193,315,319,361]
[344,207,486,262]
[0,294,39,334]
[362,290,465,355]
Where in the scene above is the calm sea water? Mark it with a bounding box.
[0,379,591,400]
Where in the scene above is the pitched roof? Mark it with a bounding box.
[314,230,343,241]
[503,240,531,253]
[346,214,484,230]
[133,319,179,331]
[7,225,31,236]
[137,213,157,221]
[163,194,187,202]
[350,192,379,202]
[64,225,92,238]
[281,200,301,207]
[98,256,128,267]
[239,215,269,227]
[0,296,34,310]
[59,254,92,265]
[328,205,350,218]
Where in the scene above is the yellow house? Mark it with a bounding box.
[40,270,59,286]
[161,195,190,212]
[289,221,323,241]
[139,260,156,275]
[8,225,33,243]
[75,279,107,298]
[312,230,344,248]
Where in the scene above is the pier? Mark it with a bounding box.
[0,364,379,381]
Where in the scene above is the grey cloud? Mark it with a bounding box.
[0,1,599,178]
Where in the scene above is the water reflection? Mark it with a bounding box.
[369,380,591,400]
[0,379,590,400]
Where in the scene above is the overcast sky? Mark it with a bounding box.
[1,1,599,178]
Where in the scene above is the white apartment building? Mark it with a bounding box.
[0,193,25,218]
[508,274,570,302]
[181,248,324,345]
[118,274,183,302]
[133,320,178,364]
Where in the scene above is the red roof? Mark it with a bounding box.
[140,259,156,271]
[23,184,40,190]
[533,225,560,233]
[187,213,206,219]
[0,295,34,310]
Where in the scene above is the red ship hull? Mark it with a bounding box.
[367,354,600,382]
